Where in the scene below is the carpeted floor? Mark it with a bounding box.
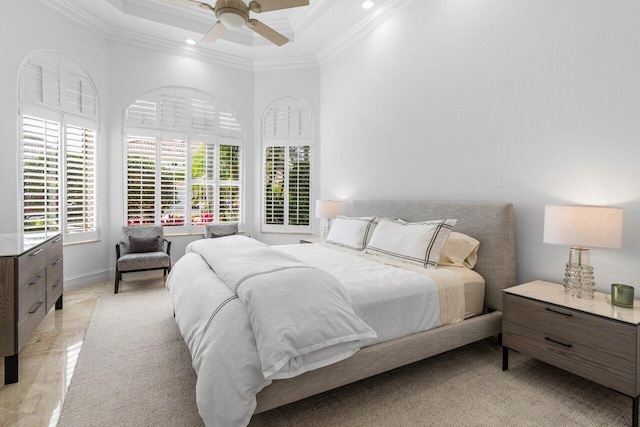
[60,287,632,426]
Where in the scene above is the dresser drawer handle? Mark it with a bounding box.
[52,258,63,266]
[545,307,573,317]
[28,275,44,286]
[29,301,43,314]
[544,337,572,348]
[53,237,62,243]
[30,248,44,256]
[53,279,62,288]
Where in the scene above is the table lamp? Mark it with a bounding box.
[543,204,623,298]
[315,200,342,239]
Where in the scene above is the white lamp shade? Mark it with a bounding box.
[315,200,342,219]
[543,205,623,249]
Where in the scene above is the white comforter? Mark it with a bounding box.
[167,236,375,426]
[167,237,461,426]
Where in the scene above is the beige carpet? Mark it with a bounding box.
[60,288,632,426]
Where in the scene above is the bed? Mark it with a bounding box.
[166,200,516,426]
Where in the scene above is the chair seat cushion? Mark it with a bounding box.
[118,251,171,272]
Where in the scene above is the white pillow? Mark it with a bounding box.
[326,216,378,251]
[366,218,457,268]
[438,232,480,268]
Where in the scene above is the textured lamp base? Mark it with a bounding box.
[563,247,595,299]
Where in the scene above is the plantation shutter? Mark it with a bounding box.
[219,142,241,223]
[159,137,187,227]
[288,145,311,226]
[126,134,157,225]
[22,115,61,235]
[262,97,313,233]
[65,124,96,234]
[19,51,100,243]
[264,146,285,225]
[124,87,244,233]
[190,137,216,225]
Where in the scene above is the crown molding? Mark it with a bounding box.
[109,27,255,71]
[316,0,416,65]
[254,55,319,72]
[40,0,417,72]
[41,0,111,39]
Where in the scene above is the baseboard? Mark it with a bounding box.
[64,268,111,291]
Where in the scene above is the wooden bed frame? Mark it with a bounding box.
[254,200,516,413]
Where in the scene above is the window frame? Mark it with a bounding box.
[261,97,314,234]
[18,105,99,244]
[17,50,100,245]
[123,87,245,235]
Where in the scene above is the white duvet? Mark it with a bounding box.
[166,236,463,426]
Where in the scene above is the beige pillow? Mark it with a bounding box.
[438,232,479,268]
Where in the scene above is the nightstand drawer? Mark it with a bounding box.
[503,321,636,396]
[504,293,636,362]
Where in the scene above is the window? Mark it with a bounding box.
[124,87,244,233]
[18,51,99,243]
[261,97,313,233]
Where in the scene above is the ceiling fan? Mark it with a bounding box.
[163,0,310,46]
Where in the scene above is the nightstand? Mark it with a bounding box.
[503,281,640,427]
[299,238,325,244]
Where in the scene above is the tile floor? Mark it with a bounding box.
[0,274,166,427]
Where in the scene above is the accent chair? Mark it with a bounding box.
[115,225,171,294]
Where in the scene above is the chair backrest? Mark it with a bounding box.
[204,223,238,238]
[120,225,164,255]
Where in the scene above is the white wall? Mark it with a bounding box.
[320,0,640,292]
[252,67,321,245]
[0,0,112,287]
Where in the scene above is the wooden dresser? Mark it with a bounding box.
[0,233,63,384]
[503,281,640,427]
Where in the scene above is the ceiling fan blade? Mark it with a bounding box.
[249,0,309,13]
[247,19,289,46]
[160,0,214,12]
[201,21,226,42]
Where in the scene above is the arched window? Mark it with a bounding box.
[123,87,244,233]
[261,97,313,233]
[18,50,99,244]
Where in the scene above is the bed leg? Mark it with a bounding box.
[502,346,509,371]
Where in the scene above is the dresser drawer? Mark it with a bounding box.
[503,321,637,396]
[18,244,48,289]
[47,235,63,264]
[18,269,46,320]
[47,262,63,312]
[17,291,46,352]
[503,293,636,362]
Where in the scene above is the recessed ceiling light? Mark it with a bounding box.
[185,39,197,45]
[362,0,375,9]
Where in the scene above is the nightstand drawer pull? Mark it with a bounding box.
[545,307,573,317]
[53,236,62,243]
[28,275,43,286]
[30,248,44,256]
[53,279,62,288]
[52,258,63,266]
[544,337,572,348]
[29,301,43,314]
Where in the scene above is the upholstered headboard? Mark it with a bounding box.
[352,200,516,312]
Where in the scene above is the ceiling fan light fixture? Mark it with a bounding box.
[217,8,248,28]
[361,0,375,9]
